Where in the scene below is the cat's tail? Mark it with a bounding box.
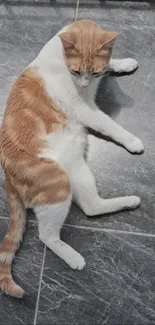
[0,175,26,298]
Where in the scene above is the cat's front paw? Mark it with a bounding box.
[126,137,144,154]
[114,58,138,73]
[125,196,141,209]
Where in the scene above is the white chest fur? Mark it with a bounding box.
[39,121,87,172]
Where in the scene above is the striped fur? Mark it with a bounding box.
[0,176,26,297]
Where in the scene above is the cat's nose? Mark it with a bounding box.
[80,74,90,88]
[81,80,89,87]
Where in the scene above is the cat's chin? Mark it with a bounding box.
[81,85,89,88]
[78,83,89,88]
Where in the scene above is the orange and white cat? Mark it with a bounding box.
[0,20,143,298]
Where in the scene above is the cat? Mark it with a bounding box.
[0,19,144,298]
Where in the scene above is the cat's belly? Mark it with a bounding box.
[39,121,86,172]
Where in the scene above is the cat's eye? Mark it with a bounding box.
[71,70,80,75]
[92,72,101,77]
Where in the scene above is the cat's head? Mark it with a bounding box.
[59,19,119,88]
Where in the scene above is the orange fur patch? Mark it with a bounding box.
[0,67,71,206]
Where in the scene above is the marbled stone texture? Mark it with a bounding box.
[0,1,155,324]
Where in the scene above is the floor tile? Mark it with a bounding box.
[65,2,155,234]
[0,219,44,324]
[78,1,155,30]
[36,226,155,325]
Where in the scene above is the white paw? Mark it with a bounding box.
[126,137,144,153]
[126,196,140,209]
[68,253,86,270]
[125,196,141,209]
[115,58,138,73]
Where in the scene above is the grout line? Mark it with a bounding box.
[33,245,46,325]
[1,215,155,238]
[74,0,80,21]
[0,216,9,220]
[64,223,155,238]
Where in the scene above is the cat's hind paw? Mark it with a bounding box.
[68,253,86,270]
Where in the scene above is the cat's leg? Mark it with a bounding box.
[69,158,140,216]
[35,199,85,270]
[109,58,138,73]
[75,100,144,153]
[27,157,85,269]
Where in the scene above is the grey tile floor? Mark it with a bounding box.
[0,1,155,324]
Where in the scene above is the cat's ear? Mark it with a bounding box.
[99,31,119,50]
[58,32,75,49]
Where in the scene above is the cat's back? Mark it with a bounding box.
[0,66,85,173]
[1,23,85,171]
[0,67,69,167]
